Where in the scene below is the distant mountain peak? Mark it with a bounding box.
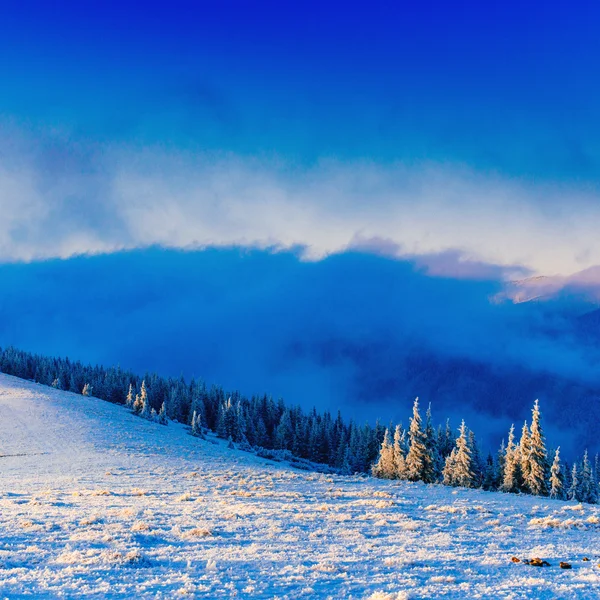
[501,267,600,305]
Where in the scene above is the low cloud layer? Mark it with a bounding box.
[2,127,600,276]
[0,248,599,455]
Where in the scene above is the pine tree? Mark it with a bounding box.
[125,384,135,408]
[527,399,548,496]
[405,398,434,483]
[275,409,294,449]
[549,447,564,500]
[216,400,228,438]
[354,423,367,467]
[563,461,572,494]
[482,453,496,491]
[502,424,521,494]
[425,404,435,448]
[344,424,360,470]
[580,451,596,504]
[372,428,395,479]
[234,400,249,445]
[451,421,475,488]
[140,391,152,420]
[359,420,380,469]
[393,424,407,479]
[425,402,445,481]
[442,448,457,486]
[341,444,354,475]
[568,463,580,502]
[425,404,441,479]
[468,429,483,487]
[191,410,200,436]
[168,386,183,422]
[589,453,598,503]
[134,380,148,414]
[292,417,309,459]
[158,401,168,426]
[439,418,455,459]
[495,439,506,489]
[519,421,531,493]
[82,383,92,397]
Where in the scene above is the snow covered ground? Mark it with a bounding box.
[0,374,599,599]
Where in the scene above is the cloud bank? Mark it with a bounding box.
[2,127,600,276]
[0,248,599,456]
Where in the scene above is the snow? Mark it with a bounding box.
[0,373,599,599]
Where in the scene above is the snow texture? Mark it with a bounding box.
[0,373,599,599]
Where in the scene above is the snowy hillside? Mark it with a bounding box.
[1,374,600,599]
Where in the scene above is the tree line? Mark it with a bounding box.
[373,397,598,503]
[0,346,382,472]
[0,345,596,502]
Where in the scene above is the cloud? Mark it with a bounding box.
[409,249,532,281]
[0,248,598,457]
[1,125,600,276]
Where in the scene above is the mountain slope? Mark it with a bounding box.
[1,374,600,599]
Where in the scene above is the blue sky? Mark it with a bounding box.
[2,1,600,177]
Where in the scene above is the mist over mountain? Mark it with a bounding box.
[1,247,599,457]
[502,267,600,304]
